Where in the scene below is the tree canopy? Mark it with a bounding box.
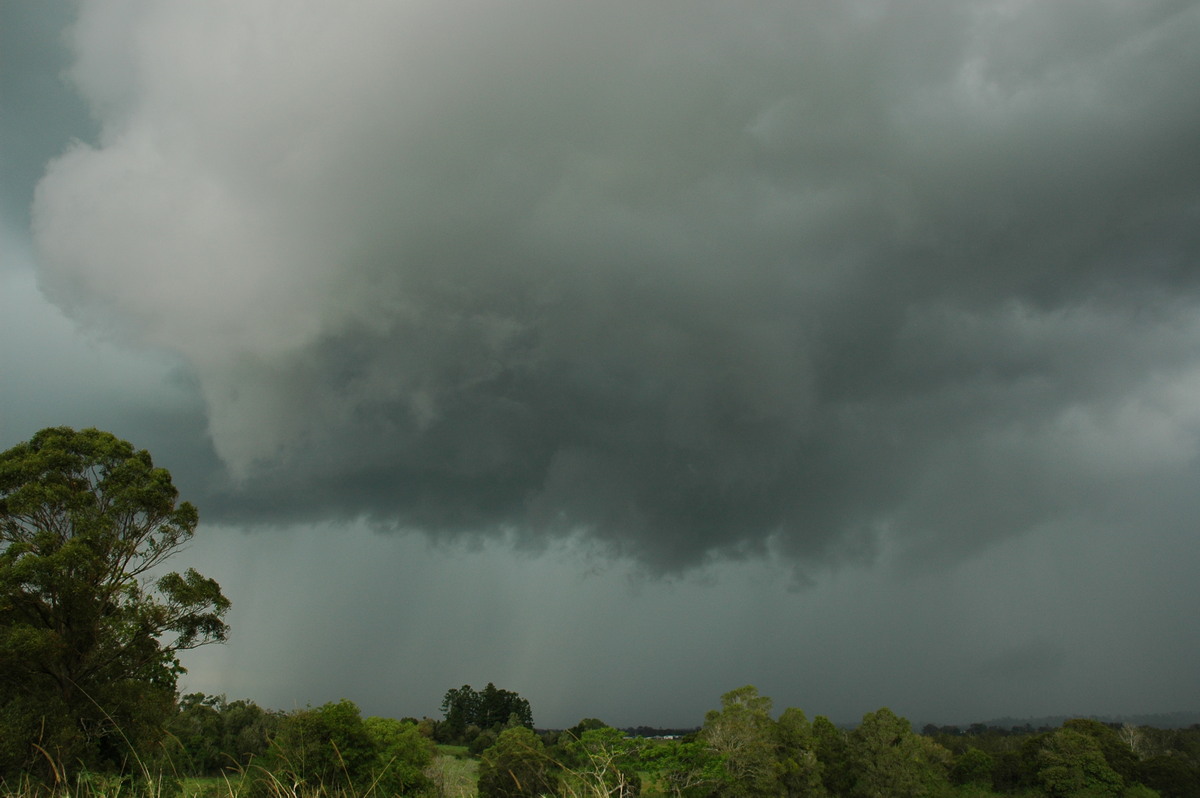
[847,707,950,798]
[440,682,534,742]
[699,685,780,798]
[0,427,230,781]
[477,725,558,798]
[253,700,433,798]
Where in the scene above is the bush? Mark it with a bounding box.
[478,726,558,798]
[951,748,996,787]
[251,700,432,797]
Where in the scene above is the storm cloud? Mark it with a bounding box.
[28,0,1200,582]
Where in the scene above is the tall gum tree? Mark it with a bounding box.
[700,685,780,798]
[0,427,230,780]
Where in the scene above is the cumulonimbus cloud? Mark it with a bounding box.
[32,0,1200,572]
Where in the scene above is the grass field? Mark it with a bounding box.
[166,752,478,798]
[426,753,477,798]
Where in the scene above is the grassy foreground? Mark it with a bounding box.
[0,751,479,798]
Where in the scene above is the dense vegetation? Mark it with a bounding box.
[437,684,535,753]
[0,427,229,785]
[3,429,1199,798]
[160,688,1200,798]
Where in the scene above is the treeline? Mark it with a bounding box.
[434,682,535,752]
[918,717,1200,798]
[160,684,1200,798]
[168,697,434,796]
[165,694,280,774]
[621,727,702,739]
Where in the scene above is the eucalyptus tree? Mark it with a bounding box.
[560,727,646,798]
[0,427,230,780]
[699,686,779,798]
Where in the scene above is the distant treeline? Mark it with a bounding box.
[159,684,1200,798]
[618,726,703,739]
[934,712,1200,733]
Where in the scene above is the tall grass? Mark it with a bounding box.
[2,753,478,798]
[4,725,474,798]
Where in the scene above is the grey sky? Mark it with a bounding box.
[2,0,1199,728]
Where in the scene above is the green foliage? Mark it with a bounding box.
[440,686,480,742]
[1037,728,1125,798]
[639,739,725,798]
[261,700,374,793]
[991,735,1047,794]
[811,716,854,798]
[440,683,533,744]
[559,727,644,798]
[477,725,558,798]
[944,786,1041,798]
[426,750,478,798]
[950,747,995,788]
[251,700,432,798]
[567,719,612,742]
[699,686,780,798]
[166,694,278,776]
[469,729,501,757]
[0,427,230,784]
[847,707,951,798]
[1139,724,1200,765]
[775,708,825,798]
[363,715,435,796]
[1135,753,1200,798]
[1060,720,1139,784]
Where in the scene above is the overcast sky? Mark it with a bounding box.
[3,0,1199,729]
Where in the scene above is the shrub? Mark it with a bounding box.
[251,700,432,797]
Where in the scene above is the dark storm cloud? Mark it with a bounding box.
[29,0,1200,573]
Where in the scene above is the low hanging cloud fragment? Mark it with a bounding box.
[31,0,1200,573]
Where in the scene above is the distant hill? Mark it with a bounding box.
[926,710,1200,732]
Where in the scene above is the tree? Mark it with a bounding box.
[560,727,645,798]
[566,718,612,742]
[1037,727,1124,798]
[0,427,230,781]
[1060,719,1138,784]
[699,686,780,798]
[166,693,225,775]
[222,698,279,768]
[1119,724,1146,759]
[811,716,854,797]
[440,683,533,744]
[847,708,950,798]
[441,685,482,740]
[776,707,826,797]
[255,700,432,797]
[165,694,279,775]
[482,683,533,731]
[950,746,995,788]
[477,725,558,798]
[640,739,725,798]
[1136,754,1200,798]
[363,715,436,796]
